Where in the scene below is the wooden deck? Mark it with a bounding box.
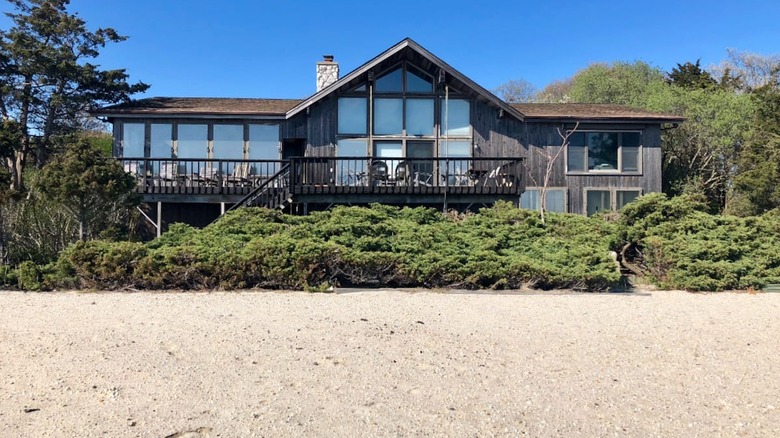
[120,157,525,207]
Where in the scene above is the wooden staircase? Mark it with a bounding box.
[227,163,293,213]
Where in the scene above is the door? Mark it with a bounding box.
[282,138,306,159]
[406,141,435,185]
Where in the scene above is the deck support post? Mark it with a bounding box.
[156,201,162,238]
[220,202,225,215]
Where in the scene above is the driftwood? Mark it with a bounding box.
[619,242,644,276]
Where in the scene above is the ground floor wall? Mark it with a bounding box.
[140,202,224,238]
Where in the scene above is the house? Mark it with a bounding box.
[94,38,683,235]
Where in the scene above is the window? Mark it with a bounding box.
[213,125,244,159]
[585,188,642,215]
[248,125,279,160]
[338,98,367,134]
[249,124,279,175]
[122,123,145,157]
[617,190,640,209]
[177,124,208,159]
[213,125,244,174]
[406,65,433,93]
[406,99,434,136]
[440,99,470,136]
[375,141,403,177]
[586,190,611,216]
[336,139,368,185]
[375,68,403,92]
[440,140,470,186]
[336,61,472,167]
[567,131,642,173]
[374,98,403,135]
[520,188,567,213]
[150,124,172,158]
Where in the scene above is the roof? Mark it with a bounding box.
[511,103,684,122]
[285,38,526,121]
[93,39,683,124]
[96,97,303,116]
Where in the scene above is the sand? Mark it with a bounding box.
[0,289,778,437]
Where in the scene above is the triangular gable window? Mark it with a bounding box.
[406,65,433,93]
[375,68,403,92]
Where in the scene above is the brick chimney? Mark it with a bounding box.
[316,55,339,92]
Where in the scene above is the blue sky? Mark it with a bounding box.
[2,0,779,99]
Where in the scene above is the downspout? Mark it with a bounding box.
[443,85,449,211]
[369,81,374,161]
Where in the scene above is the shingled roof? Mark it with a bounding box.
[97,97,303,116]
[511,103,684,122]
[95,97,683,123]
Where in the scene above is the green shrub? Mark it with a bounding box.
[618,194,780,291]
[47,198,780,292]
[17,261,41,291]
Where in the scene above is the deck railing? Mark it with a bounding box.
[289,156,525,196]
[118,158,285,195]
[119,156,525,198]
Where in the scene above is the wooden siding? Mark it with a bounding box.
[524,122,663,214]
[472,98,526,158]
[109,112,668,216]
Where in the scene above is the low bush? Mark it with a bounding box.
[45,202,620,291]
[619,194,780,291]
[14,196,780,292]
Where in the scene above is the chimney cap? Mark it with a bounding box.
[322,54,334,62]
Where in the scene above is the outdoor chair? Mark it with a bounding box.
[155,162,178,186]
[370,160,389,186]
[225,162,252,187]
[394,161,410,186]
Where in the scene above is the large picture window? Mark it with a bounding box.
[149,124,172,158]
[122,123,145,157]
[338,97,367,134]
[567,131,642,173]
[440,99,470,136]
[177,124,208,159]
[335,61,472,175]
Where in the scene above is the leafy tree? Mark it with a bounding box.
[0,0,148,191]
[37,138,139,240]
[730,75,780,215]
[536,78,574,103]
[646,85,754,210]
[567,61,667,107]
[667,60,717,90]
[494,78,537,103]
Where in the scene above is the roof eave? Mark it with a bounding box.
[523,116,686,123]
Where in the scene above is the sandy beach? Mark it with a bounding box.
[0,289,778,437]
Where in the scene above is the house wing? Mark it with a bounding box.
[286,38,525,121]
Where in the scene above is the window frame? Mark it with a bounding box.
[118,120,280,161]
[583,187,643,215]
[566,130,643,175]
[520,187,568,213]
[335,60,472,162]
